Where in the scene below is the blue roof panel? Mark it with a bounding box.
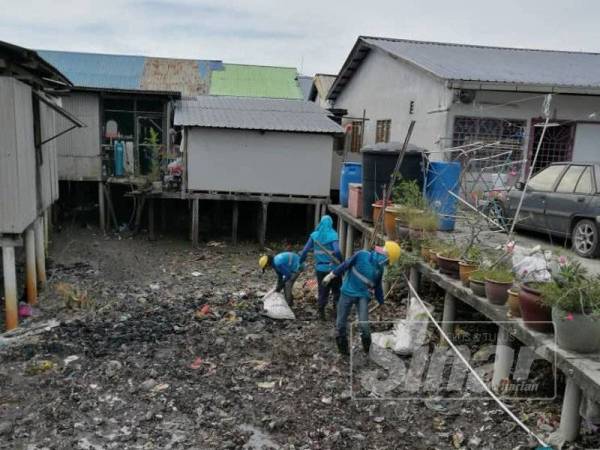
[37,50,145,90]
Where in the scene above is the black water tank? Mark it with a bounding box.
[361,142,426,221]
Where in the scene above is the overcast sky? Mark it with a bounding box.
[3,0,600,76]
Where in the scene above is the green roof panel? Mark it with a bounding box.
[209,64,302,99]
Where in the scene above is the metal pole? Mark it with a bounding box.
[508,117,550,241]
[25,227,37,305]
[2,245,18,330]
[98,182,106,232]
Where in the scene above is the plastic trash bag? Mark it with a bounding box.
[262,288,295,320]
[512,245,555,283]
[372,297,433,355]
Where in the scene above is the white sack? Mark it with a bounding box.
[262,289,295,320]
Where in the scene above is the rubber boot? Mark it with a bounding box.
[318,306,326,321]
[361,336,371,354]
[336,336,349,356]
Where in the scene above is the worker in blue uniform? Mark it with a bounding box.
[323,241,401,355]
[259,252,303,306]
[299,215,343,320]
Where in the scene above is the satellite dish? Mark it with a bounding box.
[458,89,476,104]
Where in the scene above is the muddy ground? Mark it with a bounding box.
[0,226,598,449]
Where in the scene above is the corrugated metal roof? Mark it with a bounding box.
[297,75,313,100]
[174,95,343,134]
[37,50,223,95]
[329,36,600,100]
[209,64,303,99]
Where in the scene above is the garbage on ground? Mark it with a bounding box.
[372,296,433,355]
[262,289,295,320]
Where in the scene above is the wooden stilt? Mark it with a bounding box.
[345,225,355,259]
[409,266,420,290]
[25,227,37,305]
[34,217,46,287]
[362,232,369,250]
[306,204,313,233]
[43,209,49,251]
[98,181,106,233]
[148,198,156,241]
[2,245,18,330]
[314,201,321,228]
[232,201,239,244]
[339,220,347,258]
[259,202,269,247]
[321,203,327,218]
[133,195,146,234]
[192,198,199,247]
[160,199,167,231]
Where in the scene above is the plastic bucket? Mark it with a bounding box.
[425,161,461,231]
[340,162,362,207]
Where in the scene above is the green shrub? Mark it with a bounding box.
[485,269,514,284]
[392,179,425,209]
[408,211,438,231]
[470,270,486,282]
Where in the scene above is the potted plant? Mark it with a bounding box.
[384,205,402,240]
[469,270,487,298]
[372,199,384,225]
[507,287,521,318]
[437,244,461,279]
[459,245,481,287]
[541,261,600,352]
[408,211,438,242]
[393,180,426,241]
[484,268,513,305]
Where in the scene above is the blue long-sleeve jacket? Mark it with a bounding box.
[333,250,386,304]
[299,238,342,272]
[273,252,301,280]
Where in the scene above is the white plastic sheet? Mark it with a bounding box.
[511,244,557,283]
[372,297,433,355]
[262,289,295,320]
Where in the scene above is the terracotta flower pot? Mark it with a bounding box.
[469,278,486,297]
[384,207,398,240]
[459,261,478,287]
[372,202,383,225]
[552,307,600,353]
[437,253,460,279]
[519,283,553,332]
[484,278,513,305]
[507,288,521,318]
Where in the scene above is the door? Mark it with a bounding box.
[544,165,591,235]
[514,164,566,230]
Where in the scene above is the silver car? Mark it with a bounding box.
[488,162,600,258]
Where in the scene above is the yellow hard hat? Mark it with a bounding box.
[258,255,269,270]
[383,241,401,266]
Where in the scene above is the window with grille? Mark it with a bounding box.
[350,121,363,152]
[452,116,526,169]
[376,119,391,143]
[529,122,574,174]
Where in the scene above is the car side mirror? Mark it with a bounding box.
[515,181,525,191]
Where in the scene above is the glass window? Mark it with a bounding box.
[556,165,586,193]
[528,165,565,191]
[575,167,594,194]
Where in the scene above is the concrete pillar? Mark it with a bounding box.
[492,326,514,391]
[34,217,46,287]
[25,227,37,305]
[2,245,18,330]
[345,225,355,259]
[43,208,50,250]
[362,233,370,250]
[409,266,420,291]
[558,378,582,442]
[441,292,456,342]
[339,220,347,258]
[232,201,239,244]
[191,198,199,247]
[98,182,106,233]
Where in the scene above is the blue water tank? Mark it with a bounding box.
[425,161,461,231]
[340,162,362,207]
[114,140,125,177]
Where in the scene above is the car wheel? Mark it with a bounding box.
[572,219,599,258]
[484,201,507,232]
